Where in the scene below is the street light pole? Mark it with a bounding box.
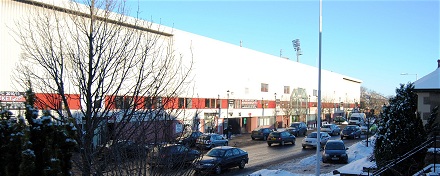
[261,97,264,127]
[226,90,230,128]
[218,94,221,134]
[274,93,277,130]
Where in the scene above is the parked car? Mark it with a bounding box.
[177,131,203,147]
[267,131,296,146]
[196,133,228,149]
[360,125,369,134]
[147,144,201,168]
[100,140,149,160]
[321,124,341,136]
[348,113,366,125]
[340,125,361,139]
[286,122,308,137]
[322,140,349,163]
[251,126,273,140]
[334,116,347,124]
[301,132,331,149]
[194,146,249,175]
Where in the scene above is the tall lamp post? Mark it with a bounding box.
[218,94,221,134]
[261,97,264,127]
[274,93,277,130]
[400,73,418,81]
[226,90,230,128]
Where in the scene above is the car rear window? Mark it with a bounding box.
[325,142,345,150]
[269,133,280,137]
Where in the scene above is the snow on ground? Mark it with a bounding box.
[249,137,376,176]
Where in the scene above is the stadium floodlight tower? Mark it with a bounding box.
[292,39,302,62]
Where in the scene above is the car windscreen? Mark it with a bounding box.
[344,126,355,130]
[322,125,331,128]
[307,133,318,138]
[290,124,299,128]
[350,117,359,120]
[206,149,226,157]
[325,142,345,150]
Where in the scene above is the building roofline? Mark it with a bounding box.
[16,0,174,37]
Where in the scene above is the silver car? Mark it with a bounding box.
[196,133,229,149]
[302,132,331,149]
[321,124,341,136]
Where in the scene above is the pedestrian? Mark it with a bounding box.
[223,127,227,137]
[227,125,232,139]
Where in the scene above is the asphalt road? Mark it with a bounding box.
[217,134,363,176]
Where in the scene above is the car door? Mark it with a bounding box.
[223,149,236,168]
[284,131,295,142]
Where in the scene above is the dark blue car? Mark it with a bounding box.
[340,125,361,139]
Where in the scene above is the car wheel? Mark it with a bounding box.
[239,159,246,169]
[281,141,285,146]
[251,137,255,140]
[341,136,343,140]
[268,143,272,146]
[296,132,299,137]
[292,140,295,145]
[302,145,306,149]
[214,165,222,174]
[224,142,228,146]
[323,159,327,163]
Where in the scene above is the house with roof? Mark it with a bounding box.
[415,60,440,125]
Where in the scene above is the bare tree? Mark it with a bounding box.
[320,96,335,122]
[12,0,193,175]
[360,86,388,116]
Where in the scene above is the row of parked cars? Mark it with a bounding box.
[100,131,248,175]
[249,122,366,164]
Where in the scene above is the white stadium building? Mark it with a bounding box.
[0,0,361,135]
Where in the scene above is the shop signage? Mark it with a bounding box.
[241,99,257,109]
[0,91,25,102]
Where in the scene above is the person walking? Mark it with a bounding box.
[227,125,232,139]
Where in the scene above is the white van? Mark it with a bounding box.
[348,113,366,125]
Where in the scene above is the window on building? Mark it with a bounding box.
[124,97,132,109]
[115,96,124,109]
[205,99,210,108]
[144,97,153,109]
[186,98,192,108]
[214,99,219,108]
[261,83,269,92]
[284,86,290,94]
[179,98,185,108]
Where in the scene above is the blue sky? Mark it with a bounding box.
[125,0,439,97]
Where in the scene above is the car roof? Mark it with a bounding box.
[212,146,238,150]
[326,140,344,144]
